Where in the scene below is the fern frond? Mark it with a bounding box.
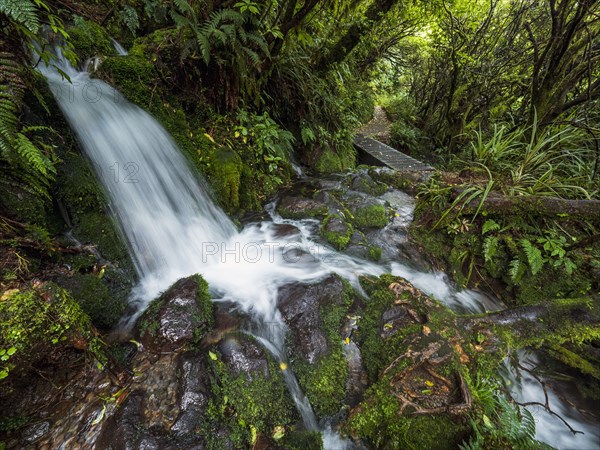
[509,258,526,283]
[520,239,544,275]
[483,235,499,263]
[0,0,40,33]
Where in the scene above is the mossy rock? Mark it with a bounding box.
[206,147,243,211]
[367,245,383,261]
[0,283,105,381]
[52,153,134,273]
[277,196,328,220]
[314,146,356,174]
[56,273,125,330]
[348,382,468,450]
[279,275,358,418]
[321,214,353,250]
[349,173,389,196]
[96,55,155,107]
[68,19,115,61]
[351,203,388,229]
[136,275,214,352]
[200,335,298,449]
[0,185,50,228]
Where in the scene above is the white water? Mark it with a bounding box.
[40,46,597,450]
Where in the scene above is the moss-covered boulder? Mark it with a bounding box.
[68,19,116,61]
[201,333,298,449]
[277,196,328,220]
[56,273,125,330]
[314,146,356,174]
[278,275,358,418]
[351,201,388,229]
[95,54,155,107]
[348,275,473,448]
[136,275,213,352]
[0,283,105,381]
[349,173,389,197]
[321,214,353,250]
[54,152,133,270]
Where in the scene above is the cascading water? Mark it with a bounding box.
[39,46,598,449]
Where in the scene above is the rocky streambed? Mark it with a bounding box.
[1,169,598,449]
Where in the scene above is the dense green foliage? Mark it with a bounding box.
[1,1,599,448]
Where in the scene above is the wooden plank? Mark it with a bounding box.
[353,134,434,172]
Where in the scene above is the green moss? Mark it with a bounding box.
[291,277,356,418]
[54,152,133,272]
[548,345,600,379]
[68,19,115,60]
[0,284,106,380]
[321,215,353,250]
[351,204,388,229]
[368,245,382,261]
[201,345,297,449]
[206,147,243,211]
[294,349,348,418]
[96,55,155,107]
[348,381,467,449]
[280,431,324,450]
[0,186,49,228]
[73,212,130,266]
[192,274,213,341]
[57,273,125,330]
[314,145,356,174]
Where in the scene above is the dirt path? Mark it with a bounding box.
[359,105,392,144]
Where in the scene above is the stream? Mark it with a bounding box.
[37,45,599,449]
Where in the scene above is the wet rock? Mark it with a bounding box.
[170,352,210,437]
[277,196,328,220]
[321,215,353,250]
[96,390,147,450]
[278,275,347,363]
[350,199,388,229]
[20,421,50,445]
[219,335,269,378]
[349,173,388,197]
[272,223,301,239]
[380,306,417,339]
[201,305,243,347]
[136,275,213,353]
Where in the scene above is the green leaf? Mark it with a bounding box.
[208,351,217,360]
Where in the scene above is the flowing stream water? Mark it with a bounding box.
[39,46,599,449]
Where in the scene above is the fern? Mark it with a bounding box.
[483,235,499,263]
[509,258,526,283]
[482,219,500,235]
[520,239,544,276]
[0,0,40,33]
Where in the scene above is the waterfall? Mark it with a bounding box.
[38,46,597,450]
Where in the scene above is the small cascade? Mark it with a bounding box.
[38,45,596,450]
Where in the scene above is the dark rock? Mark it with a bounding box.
[380,306,416,339]
[272,223,301,239]
[219,335,269,378]
[170,352,210,437]
[277,196,328,219]
[349,173,388,196]
[96,390,147,450]
[278,275,347,363]
[322,215,353,250]
[136,276,213,353]
[20,421,50,445]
